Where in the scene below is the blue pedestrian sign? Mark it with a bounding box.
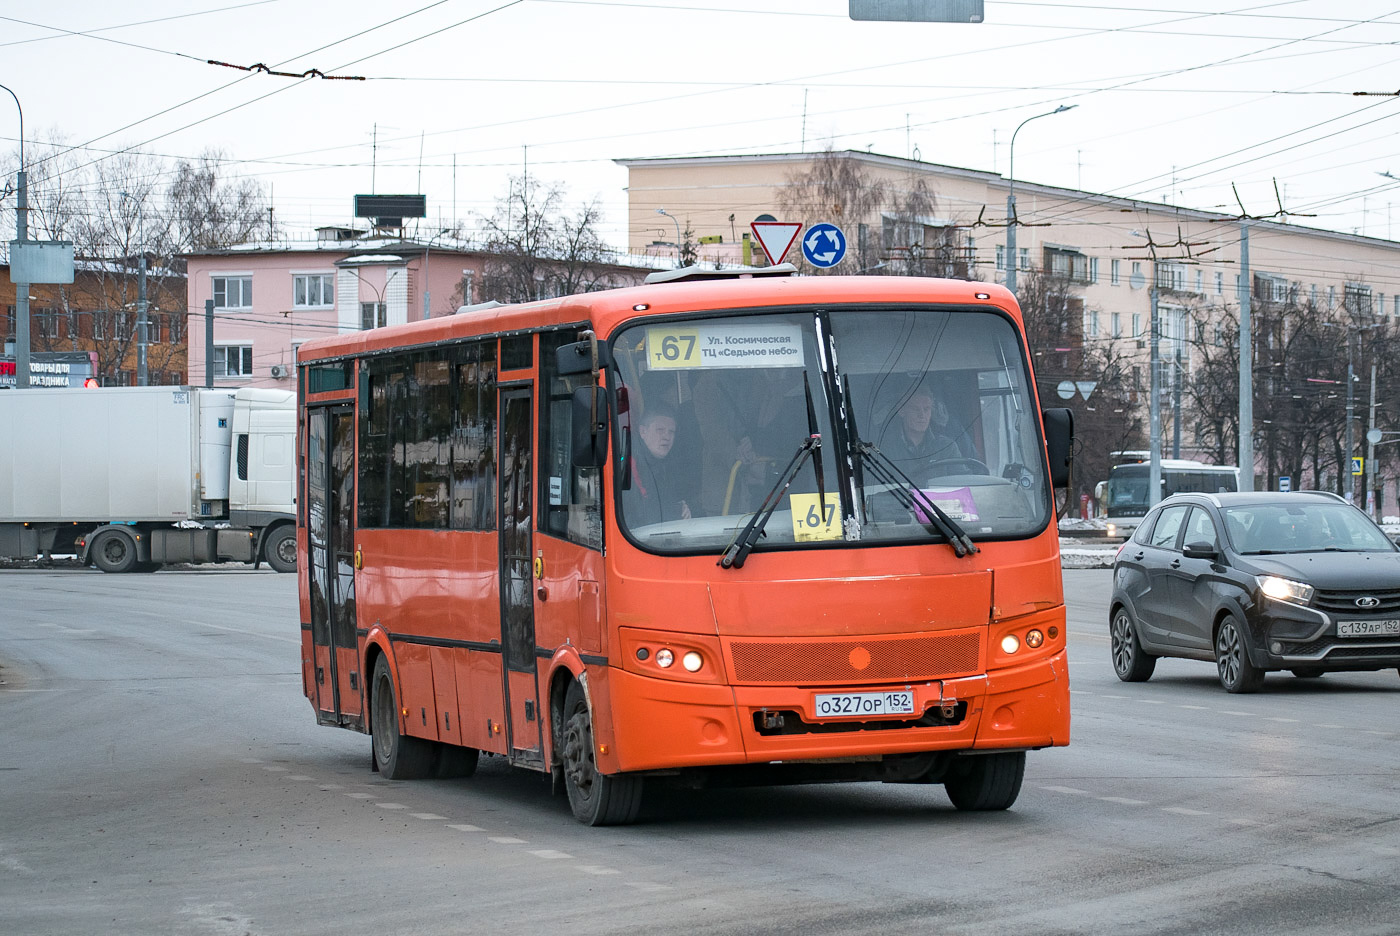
[801,222,847,268]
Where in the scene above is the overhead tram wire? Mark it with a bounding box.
[0,1,284,50]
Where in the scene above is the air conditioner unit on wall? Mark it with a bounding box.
[270,364,290,379]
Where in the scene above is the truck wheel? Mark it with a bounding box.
[560,680,643,825]
[944,752,1026,811]
[263,526,297,573]
[91,530,138,574]
[370,657,438,780]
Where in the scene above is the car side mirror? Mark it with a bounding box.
[1183,540,1218,560]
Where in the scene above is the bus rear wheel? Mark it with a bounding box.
[944,752,1025,811]
[560,681,643,826]
[371,657,438,780]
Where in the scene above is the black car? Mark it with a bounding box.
[1109,491,1400,692]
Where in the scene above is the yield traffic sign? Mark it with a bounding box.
[750,220,803,266]
[801,222,847,268]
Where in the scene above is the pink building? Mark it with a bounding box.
[185,229,490,389]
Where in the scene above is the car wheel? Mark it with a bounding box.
[944,752,1026,811]
[560,681,643,826]
[1110,606,1157,682]
[1290,667,1324,679]
[1215,614,1265,693]
[370,657,438,780]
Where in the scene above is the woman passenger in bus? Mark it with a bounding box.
[622,406,693,527]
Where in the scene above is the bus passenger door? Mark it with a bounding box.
[306,405,362,728]
[498,387,545,768]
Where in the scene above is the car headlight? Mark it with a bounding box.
[1258,575,1314,605]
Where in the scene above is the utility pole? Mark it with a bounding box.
[205,299,214,389]
[1367,362,1378,517]
[1172,347,1183,459]
[1005,105,1076,297]
[1149,284,1162,508]
[4,82,29,388]
[119,191,148,386]
[1346,333,1355,503]
[1237,220,1253,491]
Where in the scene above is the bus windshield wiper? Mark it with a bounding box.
[841,380,976,558]
[719,374,826,570]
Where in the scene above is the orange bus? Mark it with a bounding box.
[297,269,1074,825]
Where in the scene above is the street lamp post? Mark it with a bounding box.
[1323,319,1382,503]
[1005,105,1076,297]
[118,191,148,386]
[2,82,29,388]
[656,208,682,267]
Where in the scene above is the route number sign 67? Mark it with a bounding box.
[645,327,701,369]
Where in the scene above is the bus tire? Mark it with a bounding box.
[91,530,138,574]
[371,657,438,780]
[944,752,1025,811]
[263,525,297,573]
[560,680,643,826]
[434,743,480,779]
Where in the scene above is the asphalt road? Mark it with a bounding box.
[1,567,1396,936]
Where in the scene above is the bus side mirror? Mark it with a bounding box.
[556,337,612,377]
[571,386,608,468]
[1042,408,1074,489]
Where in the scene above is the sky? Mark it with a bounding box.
[2,0,1399,252]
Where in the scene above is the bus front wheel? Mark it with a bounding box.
[371,657,438,780]
[944,752,1025,811]
[560,681,643,826]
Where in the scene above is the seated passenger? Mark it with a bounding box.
[622,407,693,526]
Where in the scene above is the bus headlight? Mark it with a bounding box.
[655,648,674,668]
[1000,634,1020,654]
[682,651,703,672]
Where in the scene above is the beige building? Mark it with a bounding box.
[617,151,1400,503]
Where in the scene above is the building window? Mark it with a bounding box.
[34,308,60,340]
[294,273,334,308]
[995,244,1005,271]
[1195,269,1203,294]
[1086,309,1100,337]
[1214,323,1224,347]
[1344,282,1374,315]
[1132,312,1141,338]
[213,275,252,309]
[461,270,476,305]
[1155,262,1187,292]
[171,315,185,344]
[1327,285,1336,309]
[1215,271,1223,295]
[214,345,254,378]
[361,302,386,331]
[1044,247,1089,283]
[1111,259,1120,285]
[146,315,161,344]
[1131,261,1142,288]
[1111,311,1121,338]
[1018,247,1029,272]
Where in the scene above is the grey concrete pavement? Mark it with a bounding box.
[1,568,1396,936]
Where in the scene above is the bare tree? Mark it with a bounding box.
[477,175,628,303]
[167,149,273,253]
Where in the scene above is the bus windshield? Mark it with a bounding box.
[1106,464,1238,517]
[610,307,1050,554]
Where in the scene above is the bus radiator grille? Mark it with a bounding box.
[728,633,981,685]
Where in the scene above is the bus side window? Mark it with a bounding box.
[539,331,603,550]
[451,340,497,531]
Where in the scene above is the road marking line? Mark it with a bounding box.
[1099,796,1148,805]
[1069,689,1095,694]
[1040,785,1091,795]
[1162,807,1209,816]
[239,758,264,764]
[1137,700,1166,705]
[1361,730,1391,736]
[528,850,573,860]
[191,619,300,645]
[488,836,526,844]
[1221,711,1254,717]
[626,882,672,892]
[261,765,289,773]
[344,793,375,799]
[1318,724,1343,729]
[577,866,621,875]
[410,812,448,820]
[1266,718,1299,723]
[1178,705,1209,710]
[1100,694,1128,699]
[318,784,344,790]
[1228,818,1258,826]
[447,824,484,833]
[286,775,315,781]
[376,803,407,810]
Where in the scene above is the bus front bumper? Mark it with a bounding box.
[607,649,1069,774]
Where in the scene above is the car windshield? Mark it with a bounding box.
[1222,503,1397,554]
[609,306,1050,554]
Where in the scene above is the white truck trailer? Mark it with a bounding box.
[0,386,297,572]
